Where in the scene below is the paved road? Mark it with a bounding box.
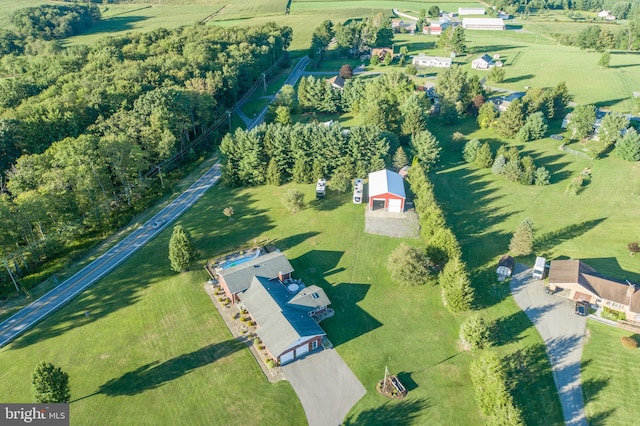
[0,164,223,348]
[282,348,366,426]
[0,56,314,349]
[234,56,311,128]
[510,263,588,426]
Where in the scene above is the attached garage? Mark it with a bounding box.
[280,351,295,365]
[368,169,406,213]
[296,344,309,357]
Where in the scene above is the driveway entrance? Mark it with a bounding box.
[510,263,588,426]
[282,348,366,426]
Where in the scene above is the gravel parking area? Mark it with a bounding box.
[364,209,420,238]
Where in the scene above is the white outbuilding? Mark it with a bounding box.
[368,169,406,213]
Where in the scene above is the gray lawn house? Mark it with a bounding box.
[243,276,331,365]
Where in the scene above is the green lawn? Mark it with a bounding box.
[581,321,640,425]
[0,176,562,424]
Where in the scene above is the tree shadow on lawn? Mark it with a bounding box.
[77,15,148,37]
[7,260,170,350]
[504,343,564,426]
[309,191,346,212]
[470,266,513,309]
[535,218,606,257]
[98,339,244,396]
[343,398,430,426]
[271,232,320,252]
[502,74,535,84]
[321,283,383,347]
[466,44,522,55]
[596,98,633,109]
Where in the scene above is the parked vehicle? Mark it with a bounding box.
[532,256,546,280]
[353,179,363,204]
[575,301,588,316]
[316,178,326,199]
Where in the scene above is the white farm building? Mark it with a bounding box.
[412,54,452,68]
[462,18,505,30]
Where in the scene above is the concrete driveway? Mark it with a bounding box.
[510,263,588,426]
[282,348,366,426]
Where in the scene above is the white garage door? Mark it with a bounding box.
[388,199,402,213]
[280,351,295,365]
[296,344,309,357]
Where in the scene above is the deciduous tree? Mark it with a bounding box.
[568,104,596,140]
[387,243,434,286]
[616,128,640,161]
[281,188,305,213]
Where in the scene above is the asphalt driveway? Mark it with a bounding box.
[282,348,366,426]
[510,263,588,426]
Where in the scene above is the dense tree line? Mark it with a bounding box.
[220,122,391,187]
[309,13,394,60]
[488,0,639,16]
[0,23,291,297]
[552,21,640,51]
[407,163,474,312]
[11,4,101,41]
[297,71,429,136]
[435,66,485,123]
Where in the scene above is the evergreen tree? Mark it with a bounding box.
[474,143,494,168]
[266,157,283,185]
[32,361,70,403]
[494,99,525,138]
[393,146,409,170]
[400,92,429,136]
[509,218,534,257]
[440,256,474,312]
[616,128,640,161]
[516,111,548,142]
[463,139,482,163]
[292,156,312,183]
[274,105,292,126]
[169,225,195,272]
[502,159,524,183]
[550,81,571,119]
[519,156,535,185]
[491,154,506,175]
[568,104,596,140]
[411,130,441,170]
[470,351,524,425]
[534,166,551,186]
[488,66,505,83]
[598,51,611,68]
[460,315,492,350]
[599,113,629,147]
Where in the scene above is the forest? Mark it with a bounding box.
[0,20,292,297]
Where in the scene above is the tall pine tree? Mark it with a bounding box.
[169,225,195,272]
[509,218,534,256]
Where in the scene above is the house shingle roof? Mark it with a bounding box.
[218,251,293,295]
[548,259,640,313]
[242,277,327,357]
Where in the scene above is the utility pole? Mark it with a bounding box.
[157,166,164,189]
[3,259,20,295]
[262,73,267,93]
[227,110,232,130]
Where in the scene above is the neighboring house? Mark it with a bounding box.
[412,54,452,68]
[391,19,417,33]
[598,10,616,20]
[326,75,345,90]
[217,251,293,303]
[548,259,640,322]
[458,7,485,15]
[242,276,331,365]
[368,169,406,212]
[471,54,503,70]
[427,23,442,35]
[462,18,505,30]
[371,47,394,61]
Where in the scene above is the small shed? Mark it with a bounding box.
[496,255,514,281]
[368,169,406,213]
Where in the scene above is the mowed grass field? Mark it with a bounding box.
[0,177,563,425]
[581,321,640,425]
